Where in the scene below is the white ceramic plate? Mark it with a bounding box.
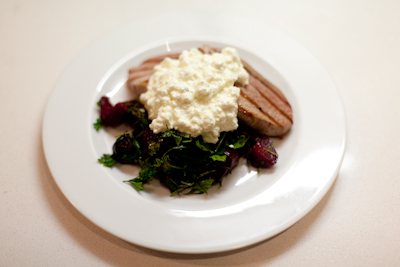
[43,12,346,254]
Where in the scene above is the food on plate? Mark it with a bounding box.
[140,47,248,143]
[128,45,293,137]
[95,45,292,195]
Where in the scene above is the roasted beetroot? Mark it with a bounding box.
[246,135,278,168]
[210,148,240,184]
[141,127,162,156]
[112,133,139,164]
[99,97,146,127]
[100,97,129,126]
[234,125,260,156]
[98,96,280,194]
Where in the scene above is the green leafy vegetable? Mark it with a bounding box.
[96,102,258,195]
[232,135,249,149]
[171,178,214,196]
[263,148,277,156]
[93,118,102,131]
[195,139,213,152]
[98,154,116,167]
[210,154,227,162]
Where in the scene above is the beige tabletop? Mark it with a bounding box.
[1,0,400,266]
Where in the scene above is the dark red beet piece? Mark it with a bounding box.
[208,148,240,184]
[234,126,260,157]
[141,127,162,156]
[246,135,278,168]
[112,133,138,164]
[100,97,129,127]
[222,148,240,171]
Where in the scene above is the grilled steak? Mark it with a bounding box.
[126,46,293,136]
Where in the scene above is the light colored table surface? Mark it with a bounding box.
[1,1,400,266]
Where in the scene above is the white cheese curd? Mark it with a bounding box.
[140,47,249,143]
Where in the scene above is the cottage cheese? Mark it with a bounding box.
[140,47,249,143]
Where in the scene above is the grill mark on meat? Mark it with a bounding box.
[248,75,293,123]
[242,60,293,119]
[237,96,288,136]
[207,46,292,123]
[239,84,292,129]
[241,60,289,104]
[239,91,282,127]
[202,45,292,136]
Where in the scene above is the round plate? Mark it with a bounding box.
[43,12,346,254]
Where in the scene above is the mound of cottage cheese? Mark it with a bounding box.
[140,47,249,143]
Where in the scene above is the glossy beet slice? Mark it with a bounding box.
[112,133,139,164]
[222,148,240,172]
[205,148,240,185]
[99,97,146,127]
[141,127,162,156]
[246,135,278,168]
[99,97,129,126]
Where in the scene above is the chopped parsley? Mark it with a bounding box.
[98,154,116,167]
[95,99,259,196]
[93,118,102,131]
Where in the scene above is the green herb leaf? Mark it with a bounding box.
[98,154,116,167]
[232,135,249,149]
[138,160,157,180]
[131,135,141,152]
[93,118,102,131]
[148,141,160,156]
[170,178,215,196]
[263,148,277,156]
[189,179,214,194]
[174,136,182,146]
[131,181,144,190]
[195,140,213,152]
[179,132,191,138]
[210,154,226,162]
[215,132,226,152]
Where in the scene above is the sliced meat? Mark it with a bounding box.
[248,76,292,122]
[239,84,292,133]
[241,60,289,106]
[201,45,293,135]
[127,74,151,97]
[128,62,158,74]
[126,53,180,97]
[127,69,153,82]
[237,95,290,136]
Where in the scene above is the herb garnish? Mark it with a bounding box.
[95,98,259,196]
[93,118,102,131]
[98,154,116,167]
[263,143,277,156]
[106,127,253,195]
